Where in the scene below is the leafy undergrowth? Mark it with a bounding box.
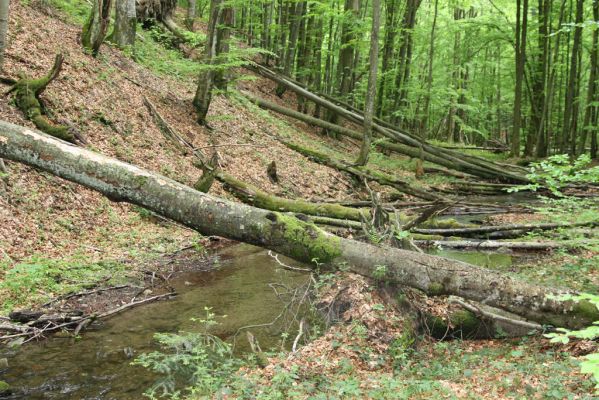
[137,273,597,399]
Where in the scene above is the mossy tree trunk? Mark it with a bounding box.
[1,122,596,329]
[9,54,82,143]
[81,0,113,56]
[111,0,136,48]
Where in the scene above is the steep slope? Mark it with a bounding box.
[0,0,353,264]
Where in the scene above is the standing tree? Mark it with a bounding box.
[511,0,528,157]
[186,0,197,30]
[0,0,7,174]
[579,0,599,157]
[355,0,381,166]
[81,0,113,56]
[111,0,136,48]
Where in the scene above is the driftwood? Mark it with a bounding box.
[1,122,597,329]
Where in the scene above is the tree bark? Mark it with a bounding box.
[355,0,380,166]
[193,0,222,124]
[511,0,528,157]
[0,122,596,329]
[0,0,8,70]
[111,0,136,48]
[578,0,599,156]
[412,221,598,237]
[186,0,196,30]
[81,0,113,56]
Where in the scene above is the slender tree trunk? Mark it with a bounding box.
[375,0,398,118]
[327,0,360,131]
[111,0,136,48]
[81,0,113,56]
[355,0,381,166]
[193,0,222,124]
[0,0,9,70]
[275,0,305,96]
[421,0,438,138]
[511,0,528,157]
[186,0,196,30]
[579,0,599,156]
[562,0,584,154]
[214,5,233,90]
[1,122,596,329]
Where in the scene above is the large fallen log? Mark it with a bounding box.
[0,121,596,329]
[280,140,443,201]
[212,170,364,221]
[243,93,482,177]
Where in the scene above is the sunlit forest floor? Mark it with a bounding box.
[0,1,597,398]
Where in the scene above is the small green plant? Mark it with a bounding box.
[508,154,599,197]
[372,264,388,281]
[133,307,240,399]
[544,293,599,392]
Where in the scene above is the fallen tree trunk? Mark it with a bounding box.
[0,122,596,329]
[415,240,578,250]
[412,221,599,237]
[281,140,443,201]
[247,64,529,183]
[243,93,483,177]
[212,170,365,221]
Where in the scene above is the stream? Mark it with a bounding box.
[0,241,537,399]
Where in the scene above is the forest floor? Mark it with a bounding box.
[0,0,597,398]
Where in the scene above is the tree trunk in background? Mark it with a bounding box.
[186,0,196,30]
[375,0,398,118]
[355,0,380,166]
[81,0,113,56]
[327,0,360,133]
[391,0,421,125]
[214,4,233,90]
[111,0,136,48]
[580,0,599,157]
[1,122,596,329]
[0,0,9,69]
[275,0,305,96]
[421,0,438,139]
[562,0,584,155]
[511,0,527,157]
[524,0,549,157]
[193,0,222,124]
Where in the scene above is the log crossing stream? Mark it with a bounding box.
[0,243,537,399]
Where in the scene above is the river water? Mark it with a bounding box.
[0,245,310,399]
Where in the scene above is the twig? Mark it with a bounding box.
[292,319,305,352]
[196,143,266,149]
[268,251,311,272]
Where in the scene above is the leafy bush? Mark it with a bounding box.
[508,154,599,197]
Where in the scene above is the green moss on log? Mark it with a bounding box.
[272,212,342,264]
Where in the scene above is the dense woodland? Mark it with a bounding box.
[187,0,599,159]
[0,0,598,397]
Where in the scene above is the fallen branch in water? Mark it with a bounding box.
[415,239,584,250]
[0,292,176,343]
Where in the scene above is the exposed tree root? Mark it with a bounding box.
[8,54,85,144]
